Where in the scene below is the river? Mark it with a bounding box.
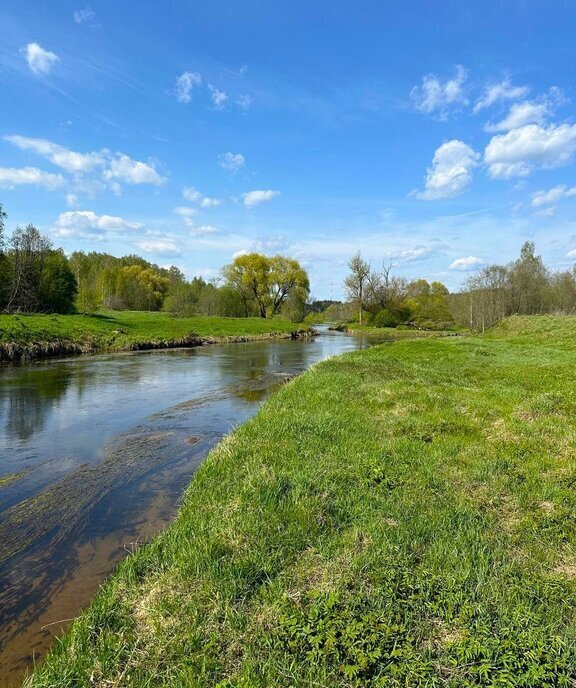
[0,328,389,686]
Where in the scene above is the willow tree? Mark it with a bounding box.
[223,252,309,318]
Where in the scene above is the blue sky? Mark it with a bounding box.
[1,0,576,298]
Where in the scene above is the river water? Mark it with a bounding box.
[0,328,388,686]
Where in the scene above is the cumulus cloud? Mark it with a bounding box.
[449,256,484,271]
[73,7,96,25]
[0,166,65,189]
[484,89,564,133]
[200,197,221,208]
[219,152,245,173]
[208,85,228,109]
[103,154,165,185]
[484,123,576,178]
[532,185,576,207]
[24,42,60,75]
[241,189,280,207]
[485,101,550,133]
[410,65,467,118]
[182,186,202,202]
[136,239,181,255]
[567,248,576,259]
[182,186,221,207]
[55,210,142,237]
[174,72,202,103]
[474,79,529,113]
[5,135,104,173]
[173,206,198,217]
[415,140,479,200]
[4,135,166,190]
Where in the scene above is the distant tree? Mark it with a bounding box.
[0,204,8,309]
[223,253,309,318]
[509,241,550,314]
[40,250,77,313]
[5,225,52,312]
[344,252,371,325]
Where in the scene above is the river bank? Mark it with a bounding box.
[0,310,312,362]
[25,315,576,686]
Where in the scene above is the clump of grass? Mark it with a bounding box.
[26,316,576,686]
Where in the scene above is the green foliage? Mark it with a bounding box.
[26,316,576,686]
[373,308,399,328]
[40,251,78,314]
[223,252,310,318]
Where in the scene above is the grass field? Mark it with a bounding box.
[26,315,576,686]
[0,310,307,361]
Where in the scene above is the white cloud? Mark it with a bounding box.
[25,42,60,75]
[474,79,529,113]
[173,206,198,217]
[208,85,228,109]
[567,248,576,259]
[174,72,202,103]
[200,197,221,208]
[532,185,576,207]
[189,224,218,236]
[241,189,280,207]
[410,65,467,117]
[219,152,245,173]
[415,140,479,200]
[449,256,484,271]
[485,101,550,133]
[4,135,165,189]
[484,89,564,133]
[136,239,181,255]
[236,94,252,111]
[182,186,202,202]
[55,210,142,237]
[233,249,249,259]
[5,135,105,173]
[0,166,64,190]
[73,7,96,25]
[66,193,79,207]
[103,154,165,185]
[485,123,576,179]
[182,186,221,207]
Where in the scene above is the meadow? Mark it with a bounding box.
[0,310,308,361]
[26,315,576,686]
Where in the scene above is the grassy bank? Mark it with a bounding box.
[0,310,310,362]
[27,315,576,686]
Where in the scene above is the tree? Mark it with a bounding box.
[344,252,371,325]
[0,204,8,309]
[5,225,52,312]
[40,250,78,313]
[509,241,550,314]
[223,253,309,318]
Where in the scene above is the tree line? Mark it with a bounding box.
[342,242,576,331]
[343,252,453,329]
[450,241,576,331]
[0,204,310,320]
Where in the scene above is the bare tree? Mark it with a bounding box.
[344,252,371,324]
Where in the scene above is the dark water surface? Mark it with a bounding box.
[0,329,387,685]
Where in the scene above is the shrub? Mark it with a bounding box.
[374,308,399,328]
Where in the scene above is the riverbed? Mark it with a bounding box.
[0,328,389,685]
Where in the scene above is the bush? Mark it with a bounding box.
[374,308,399,328]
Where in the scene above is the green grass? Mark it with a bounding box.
[0,310,306,359]
[27,316,576,686]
